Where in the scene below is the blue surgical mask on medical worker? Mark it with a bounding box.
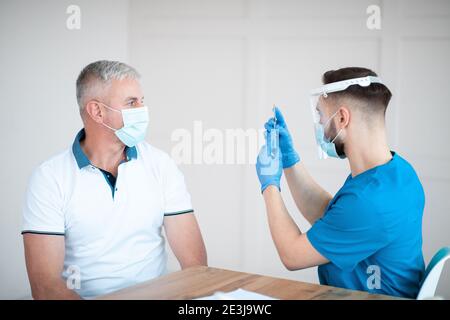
[314,110,346,159]
[100,103,149,147]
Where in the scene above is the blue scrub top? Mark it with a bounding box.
[307,152,425,298]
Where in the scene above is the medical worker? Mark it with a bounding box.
[256,67,425,298]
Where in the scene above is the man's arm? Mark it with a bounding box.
[163,213,207,269]
[284,163,333,225]
[263,186,329,270]
[23,234,81,300]
[264,108,332,225]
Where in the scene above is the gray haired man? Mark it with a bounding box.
[22,60,207,299]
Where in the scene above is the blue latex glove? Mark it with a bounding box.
[256,131,283,193]
[264,107,300,169]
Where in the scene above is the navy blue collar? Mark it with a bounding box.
[72,129,138,169]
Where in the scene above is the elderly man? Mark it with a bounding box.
[22,60,207,299]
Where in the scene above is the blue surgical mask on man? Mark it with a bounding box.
[100,103,149,147]
[314,110,345,159]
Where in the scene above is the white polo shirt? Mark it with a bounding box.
[22,129,194,299]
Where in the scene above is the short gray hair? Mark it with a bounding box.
[76,60,140,111]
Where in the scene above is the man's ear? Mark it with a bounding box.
[337,106,351,129]
[84,100,103,124]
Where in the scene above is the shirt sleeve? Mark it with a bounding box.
[306,190,388,272]
[21,164,65,235]
[162,157,194,216]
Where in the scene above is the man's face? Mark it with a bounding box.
[100,77,145,130]
[317,96,346,158]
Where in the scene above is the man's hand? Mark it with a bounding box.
[264,107,300,169]
[264,107,331,224]
[256,137,283,193]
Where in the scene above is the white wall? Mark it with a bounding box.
[129,0,450,298]
[0,0,130,299]
[1,0,449,299]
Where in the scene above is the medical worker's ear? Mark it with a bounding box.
[85,100,103,124]
[336,106,351,130]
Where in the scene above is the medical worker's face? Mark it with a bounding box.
[318,97,346,158]
[328,118,346,158]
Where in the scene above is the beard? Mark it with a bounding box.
[328,121,346,158]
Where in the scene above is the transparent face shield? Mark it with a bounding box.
[310,76,384,159]
[310,94,328,159]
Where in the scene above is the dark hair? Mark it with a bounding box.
[322,67,392,116]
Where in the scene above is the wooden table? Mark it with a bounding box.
[98,266,401,300]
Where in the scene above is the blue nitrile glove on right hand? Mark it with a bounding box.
[256,132,283,193]
[264,107,300,168]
